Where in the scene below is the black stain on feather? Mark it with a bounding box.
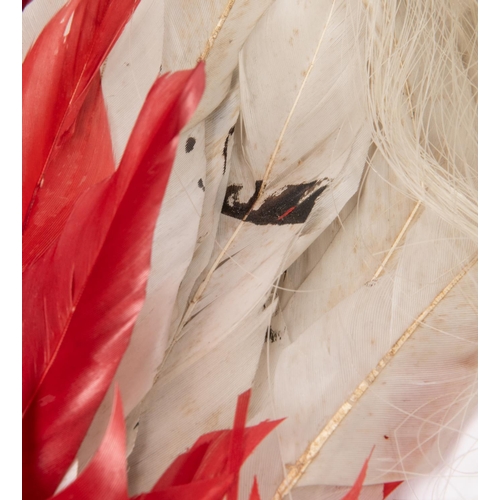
[198,178,205,191]
[221,180,328,225]
[185,137,196,153]
[222,125,236,175]
[265,328,281,343]
[223,181,262,220]
[133,422,140,430]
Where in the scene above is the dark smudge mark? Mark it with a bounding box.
[216,256,231,270]
[223,181,262,220]
[185,137,196,153]
[222,125,236,175]
[265,328,281,343]
[221,179,328,225]
[198,178,205,191]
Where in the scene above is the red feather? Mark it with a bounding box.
[22,64,205,499]
[151,431,227,489]
[50,387,128,500]
[383,481,404,499]
[22,0,139,261]
[23,74,115,270]
[340,450,373,500]
[227,389,251,500]
[50,388,236,500]
[248,478,261,500]
[187,422,283,483]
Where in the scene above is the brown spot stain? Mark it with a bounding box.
[460,350,478,369]
[204,407,223,431]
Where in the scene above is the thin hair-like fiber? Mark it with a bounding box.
[364,0,477,240]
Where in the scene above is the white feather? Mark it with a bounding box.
[101,0,165,163]
[160,0,273,124]
[169,80,240,334]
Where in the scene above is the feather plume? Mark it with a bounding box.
[363,0,478,240]
[23,0,477,498]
